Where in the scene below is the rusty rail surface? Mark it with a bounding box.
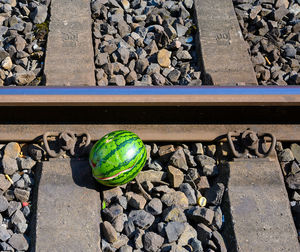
[0,124,299,142]
[0,87,300,106]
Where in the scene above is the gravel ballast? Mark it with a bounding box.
[233,0,300,85]
[0,0,50,86]
[91,0,202,86]
[277,142,300,243]
[0,142,37,251]
[100,142,228,251]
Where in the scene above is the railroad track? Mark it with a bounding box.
[0,0,299,251]
[0,88,299,251]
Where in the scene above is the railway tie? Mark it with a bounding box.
[227,157,300,251]
[34,159,101,251]
[194,0,258,85]
[222,133,300,251]
[44,0,95,86]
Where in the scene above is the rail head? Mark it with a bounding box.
[0,86,300,106]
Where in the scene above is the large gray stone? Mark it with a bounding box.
[0,226,10,242]
[284,44,296,58]
[102,187,123,204]
[212,231,227,252]
[286,173,300,190]
[195,155,218,176]
[13,71,36,85]
[11,209,26,227]
[145,198,163,215]
[212,206,223,230]
[0,174,11,192]
[101,239,116,252]
[128,210,155,229]
[186,206,214,225]
[165,221,185,243]
[161,191,189,208]
[169,148,188,171]
[7,201,21,217]
[2,156,18,175]
[102,221,118,243]
[102,204,123,222]
[190,237,203,252]
[31,5,48,24]
[0,242,13,251]
[168,166,184,188]
[133,228,144,249]
[148,159,163,171]
[278,148,294,162]
[183,149,197,167]
[114,195,128,210]
[205,183,225,206]
[136,170,166,183]
[0,195,8,212]
[112,213,127,233]
[119,245,133,252]
[178,223,198,247]
[135,58,149,74]
[128,193,146,210]
[179,183,197,205]
[124,219,136,238]
[8,234,28,251]
[143,232,164,252]
[112,234,129,250]
[162,205,187,223]
[14,188,30,202]
[290,144,300,163]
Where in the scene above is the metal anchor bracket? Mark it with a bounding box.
[227,129,276,158]
[43,131,91,158]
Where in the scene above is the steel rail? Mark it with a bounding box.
[0,86,300,106]
[0,124,299,142]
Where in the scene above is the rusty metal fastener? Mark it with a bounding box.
[227,129,276,158]
[59,131,76,156]
[43,131,91,158]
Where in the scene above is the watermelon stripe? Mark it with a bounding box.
[107,160,145,186]
[107,149,147,185]
[100,152,145,186]
[94,160,137,181]
[90,134,138,173]
[92,131,132,155]
[96,135,137,162]
[101,137,139,163]
[94,140,139,175]
[100,144,145,177]
[93,131,134,154]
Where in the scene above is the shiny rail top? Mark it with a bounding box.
[0,86,300,106]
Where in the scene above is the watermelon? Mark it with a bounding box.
[89,130,147,186]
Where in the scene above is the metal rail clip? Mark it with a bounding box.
[227,129,276,158]
[43,131,91,158]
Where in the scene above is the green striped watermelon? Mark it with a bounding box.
[89,130,147,186]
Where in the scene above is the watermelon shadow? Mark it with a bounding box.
[70,158,101,192]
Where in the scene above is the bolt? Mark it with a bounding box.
[60,133,75,150]
[249,132,258,144]
[243,131,258,148]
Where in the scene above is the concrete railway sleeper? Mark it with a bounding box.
[0,128,299,251]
